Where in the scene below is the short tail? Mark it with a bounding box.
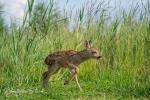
[44,56,55,65]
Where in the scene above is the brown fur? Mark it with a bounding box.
[42,40,102,90]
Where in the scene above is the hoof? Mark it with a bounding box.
[43,83,48,88]
[64,80,69,85]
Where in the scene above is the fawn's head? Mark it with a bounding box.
[83,40,102,59]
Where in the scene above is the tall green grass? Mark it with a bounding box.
[0,0,150,99]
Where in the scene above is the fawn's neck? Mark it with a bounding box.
[77,49,90,63]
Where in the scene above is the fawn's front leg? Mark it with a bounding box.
[72,68,82,91]
[64,62,82,91]
[64,62,78,85]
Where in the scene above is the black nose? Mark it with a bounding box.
[97,56,102,59]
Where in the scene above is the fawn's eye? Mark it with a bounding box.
[92,51,97,54]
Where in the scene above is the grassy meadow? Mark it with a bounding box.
[0,0,150,99]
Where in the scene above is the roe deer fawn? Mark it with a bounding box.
[43,40,102,91]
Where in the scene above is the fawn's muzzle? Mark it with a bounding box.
[97,56,102,59]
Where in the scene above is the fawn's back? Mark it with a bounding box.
[44,50,80,66]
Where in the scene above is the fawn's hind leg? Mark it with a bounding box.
[42,64,59,88]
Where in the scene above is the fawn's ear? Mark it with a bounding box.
[84,40,92,48]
